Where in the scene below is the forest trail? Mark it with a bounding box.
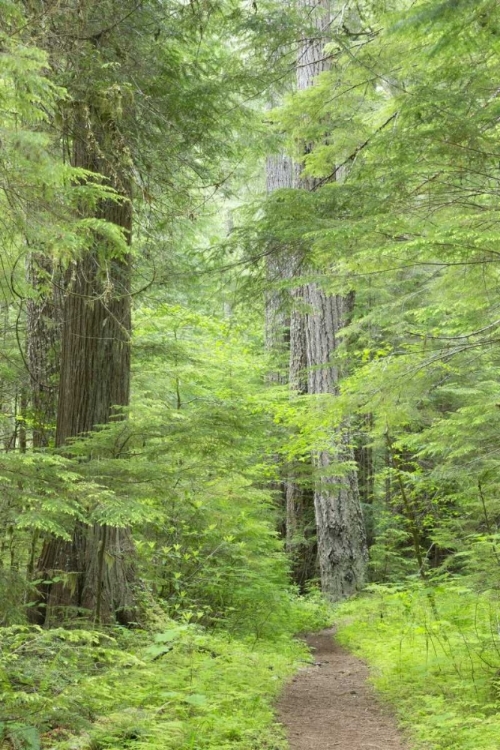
[278,629,409,750]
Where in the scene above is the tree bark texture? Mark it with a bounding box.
[26,254,61,448]
[265,153,296,383]
[32,104,137,625]
[355,413,375,547]
[301,271,368,600]
[292,0,368,599]
[314,432,367,599]
[56,251,131,444]
[266,151,318,586]
[36,524,136,626]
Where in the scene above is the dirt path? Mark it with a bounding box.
[278,628,409,750]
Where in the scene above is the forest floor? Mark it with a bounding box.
[278,628,410,750]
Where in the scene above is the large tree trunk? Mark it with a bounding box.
[35,524,136,626]
[303,284,367,597]
[279,284,319,587]
[265,154,291,544]
[265,153,317,587]
[56,251,130,444]
[265,153,295,384]
[286,284,318,587]
[292,0,368,599]
[355,413,375,547]
[26,254,61,448]
[31,106,137,626]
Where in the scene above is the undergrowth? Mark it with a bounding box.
[336,582,500,750]
[0,591,332,750]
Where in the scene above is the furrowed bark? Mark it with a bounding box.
[266,150,317,588]
[31,104,137,626]
[292,0,368,599]
[26,253,61,449]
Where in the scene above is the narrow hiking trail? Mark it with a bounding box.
[278,629,409,750]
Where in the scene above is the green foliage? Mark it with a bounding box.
[0,0,303,624]
[0,595,332,750]
[8,0,500,744]
[21,299,289,631]
[244,0,500,744]
[336,584,500,750]
[251,0,500,589]
[0,0,330,746]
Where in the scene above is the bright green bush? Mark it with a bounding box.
[336,583,500,750]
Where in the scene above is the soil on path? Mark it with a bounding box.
[278,628,409,750]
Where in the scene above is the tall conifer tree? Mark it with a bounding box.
[290,0,367,598]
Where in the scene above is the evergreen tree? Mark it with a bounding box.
[3,0,302,622]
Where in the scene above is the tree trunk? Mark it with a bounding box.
[31,106,137,625]
[265,153,295,384]
[285,284,319,587]
[286,283,318,586]
[355,413,375,547]
[36,524,136,626]
[292,0,368,599]
[303,284,367,597]
[26,253,61,448]
[56,251,131,444]
[265,150,318,587]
